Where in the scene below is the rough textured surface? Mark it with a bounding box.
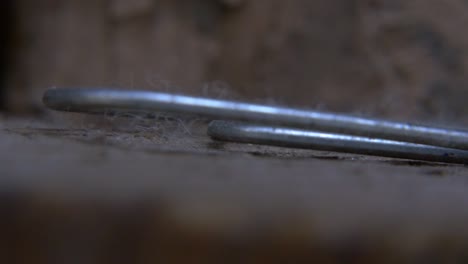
[5,0,468,121]
[1,116,468,262]
[3,1,468,262]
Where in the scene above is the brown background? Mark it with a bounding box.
[3,0,468,122]
[2,1,468,263]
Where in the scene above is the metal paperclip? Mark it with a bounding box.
[43,88,468,163]
[208,120,468,165]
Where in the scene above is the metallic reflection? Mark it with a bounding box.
[208,120,468,165]
[43,88,468,150]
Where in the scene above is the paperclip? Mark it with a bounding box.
[43,88,468,150]
[208,120,468,164]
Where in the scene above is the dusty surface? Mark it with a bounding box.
[4,1,468,262]
[2,115,468,262]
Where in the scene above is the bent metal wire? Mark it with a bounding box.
[208,121,468,165]
[43,88,468,151]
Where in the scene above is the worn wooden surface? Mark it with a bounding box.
[3,1,468,262]
[1,115,468,262]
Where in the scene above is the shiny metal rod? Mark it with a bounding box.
[208,121,468,165]
[43,88,468,150]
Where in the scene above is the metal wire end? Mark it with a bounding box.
[208,120,468,165]
[43,88,468,150]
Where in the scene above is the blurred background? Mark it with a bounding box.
[3,1,468,263]
[2,0,468,122]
